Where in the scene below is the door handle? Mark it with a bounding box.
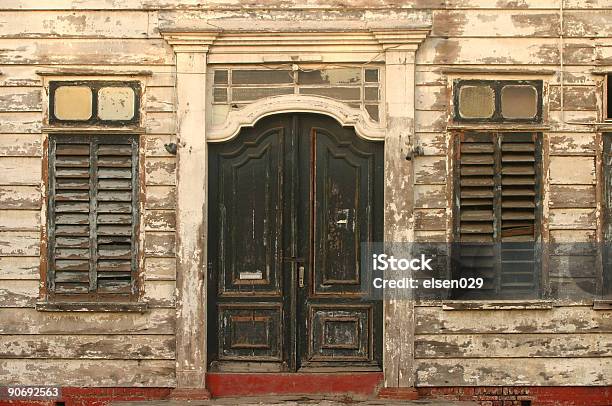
[298,266,305,288]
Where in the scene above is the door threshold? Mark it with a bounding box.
[206,372,383,398]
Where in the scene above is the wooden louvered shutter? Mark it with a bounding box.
[454,132,540,298]
[48,134,139,300]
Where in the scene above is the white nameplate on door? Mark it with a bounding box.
[239,270,263,280]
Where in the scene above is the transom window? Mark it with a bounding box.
[453,79,543,123]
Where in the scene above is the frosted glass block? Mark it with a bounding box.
[501,85,537,119]
[54,86,92,121]
[98,87,135,121]
[298,68,361,85]
[365,69,379,83]
[232,70,293,85]
[458,85,495,119]
[214,70,228,85]
[299,87,360,100]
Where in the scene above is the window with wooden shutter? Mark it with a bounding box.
[453,132,541,299]
[47,134,139,301]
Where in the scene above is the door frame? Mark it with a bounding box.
[206,113,384,373]
[161,26,430,390]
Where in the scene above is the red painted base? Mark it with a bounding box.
[206,372,384,398]
[167,388,211,400]
[0,388,172,406]
[378,387,419,400]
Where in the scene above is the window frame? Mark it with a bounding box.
[41,133,143,304]
[451,131,544,300]
[49,80,141,127]
[37,131,146,311]
[452,79,544,124]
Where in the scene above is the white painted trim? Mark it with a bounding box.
[208,94,385,142]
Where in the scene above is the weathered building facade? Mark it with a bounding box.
[0,0,611,405]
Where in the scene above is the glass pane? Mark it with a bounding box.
[98,87,135,120]
[213,87,228,103]
[364,87,379,101]
[458,85,495,119]
[54,86,92,121]
[299,87,361,101]
[364,69,379,83]
[214,70,228,85]
[365,104,379,121]
[232,70,293,85]
[231,87,293,102]
[501,85,538,119]
[298,68,361,85]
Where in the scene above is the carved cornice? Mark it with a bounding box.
[371,29,430,51]
[208,95,385,142]
[160,28,430,57]
[160,31,220,53]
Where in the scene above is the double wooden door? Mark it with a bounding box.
[208,113,383,372]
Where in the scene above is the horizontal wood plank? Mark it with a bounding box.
[415,208,446,231]
[0,210,40,231]
[0,256,39,280]
[416,358,612,386]
[0,307,175,334]
[0,39,173,65]
[145,185,175,209]
[0,11,152,39]
[549,156,595,184]
[415,184,447,208]
[145,134,176,157]
[415,333,612,358]
[549,85,598,111]
[144,257,175,281]
[0,231,39,256]
[0,279,37,307]
[145,157,176,186]
[549,185,596,208]
[144,279,175,307]
[144,231,175,257]
[0,157,41,185]
[416,306,612,334]
[549,208,596,229]
[414,156,446,185]
[0,65,175,87]
[0,112,42,134]
[146,86,174,112]
[0,359,175,387]
[0,88,41,112]
[549,133,596,156]
[0,334,175,359]
[0,134,42,156]
[144,209,176,231]
[0,185,41,209]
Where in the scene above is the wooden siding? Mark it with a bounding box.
[412,0,611,387]
[0,7,177,385]
[0,0,610,390]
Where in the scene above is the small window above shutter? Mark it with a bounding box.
[48,134,139,301]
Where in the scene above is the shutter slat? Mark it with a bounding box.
[456,132,538,297]
[94,139,137,295]
[50,135,138,297]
